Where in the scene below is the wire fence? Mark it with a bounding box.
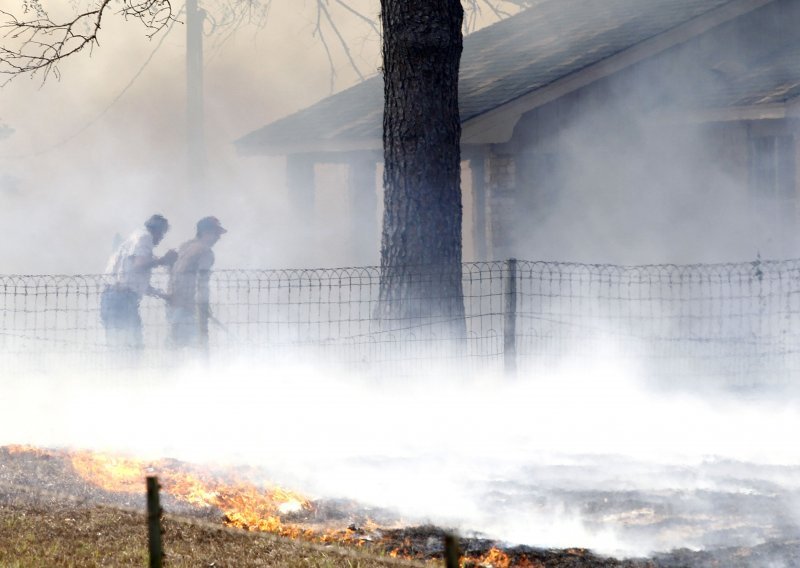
[2,258,800,384]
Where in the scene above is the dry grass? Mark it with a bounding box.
[0,499,428,568]
[3,448,798,567]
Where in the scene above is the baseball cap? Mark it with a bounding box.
[197,216,227,235]
[145,214,169,232]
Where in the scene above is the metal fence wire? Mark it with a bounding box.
[2,258,800,383]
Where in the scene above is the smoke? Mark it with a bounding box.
[3,343,799,557]
[0,0,383,274]
[2,1,797,272]
[503,0,800,265]
[2,0,800,560]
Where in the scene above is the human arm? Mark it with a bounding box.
[130,249,177,272]
[158,249,178,267]
[128,231,176,272]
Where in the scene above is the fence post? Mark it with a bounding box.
[504,258,517,377]
[444,533,460,568]
[146,476,164,568]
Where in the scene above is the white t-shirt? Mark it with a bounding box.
[105,228,155,297]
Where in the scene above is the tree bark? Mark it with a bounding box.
[378,0,466,336]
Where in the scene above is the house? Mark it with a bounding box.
[235,0,800,265]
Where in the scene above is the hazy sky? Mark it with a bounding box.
[0,0,385,273]
[0,1,531,273]
[2,1,788,272]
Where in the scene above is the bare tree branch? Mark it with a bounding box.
[461,0,527,32]
[0,1,175,83]
[479,0,513,20]
[0,0,529,86]
[0,11,179,159]
[319,0,365,83]
[312,0,337,92]
[203,0,272,47]
[333,0,378,35]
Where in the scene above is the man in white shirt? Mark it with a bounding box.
[101,214,177,350]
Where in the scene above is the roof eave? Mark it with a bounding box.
[461,0,775,145]
[235,137,383,158]
[647,100,800,125]
[236,0,778,156]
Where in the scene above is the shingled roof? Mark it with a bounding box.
[236,0,783,155]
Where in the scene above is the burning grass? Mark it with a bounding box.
[0,445,422,567]
[2,445,799,567]
[0,500,421,567]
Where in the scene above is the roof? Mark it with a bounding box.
[673,12,800,108]
[236,0,786,156]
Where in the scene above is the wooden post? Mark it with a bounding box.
[470,157,488,261]
[486,153,516,260]
[286,154,317,260]
[444,533,460,568]
[348,156,378,265]
[146,476,163,568]
[504,258,517,377]
[286,154,315,220]
[186,0,206,193]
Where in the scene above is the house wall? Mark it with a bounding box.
[487,106,800,264]
[284,154,484,266]
[485,0,800,264]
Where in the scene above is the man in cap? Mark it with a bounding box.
[166,216,227,350]
[101,214,178,350]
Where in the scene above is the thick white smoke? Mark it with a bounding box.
[3,343,799,557]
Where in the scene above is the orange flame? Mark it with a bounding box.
[67,450,312,538]
[478,548,549,567]
[5,444,52,456]
[478,547,511,568]
[5,446,539,565]
[66,451,410,553]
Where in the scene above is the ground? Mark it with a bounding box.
[1,447,799,567]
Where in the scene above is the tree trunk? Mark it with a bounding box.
[378,0,466,338]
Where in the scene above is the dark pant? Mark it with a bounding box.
[100,287,143,350]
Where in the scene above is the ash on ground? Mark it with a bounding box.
[2,446,800,567]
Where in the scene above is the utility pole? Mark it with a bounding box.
[186,0,207,194]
